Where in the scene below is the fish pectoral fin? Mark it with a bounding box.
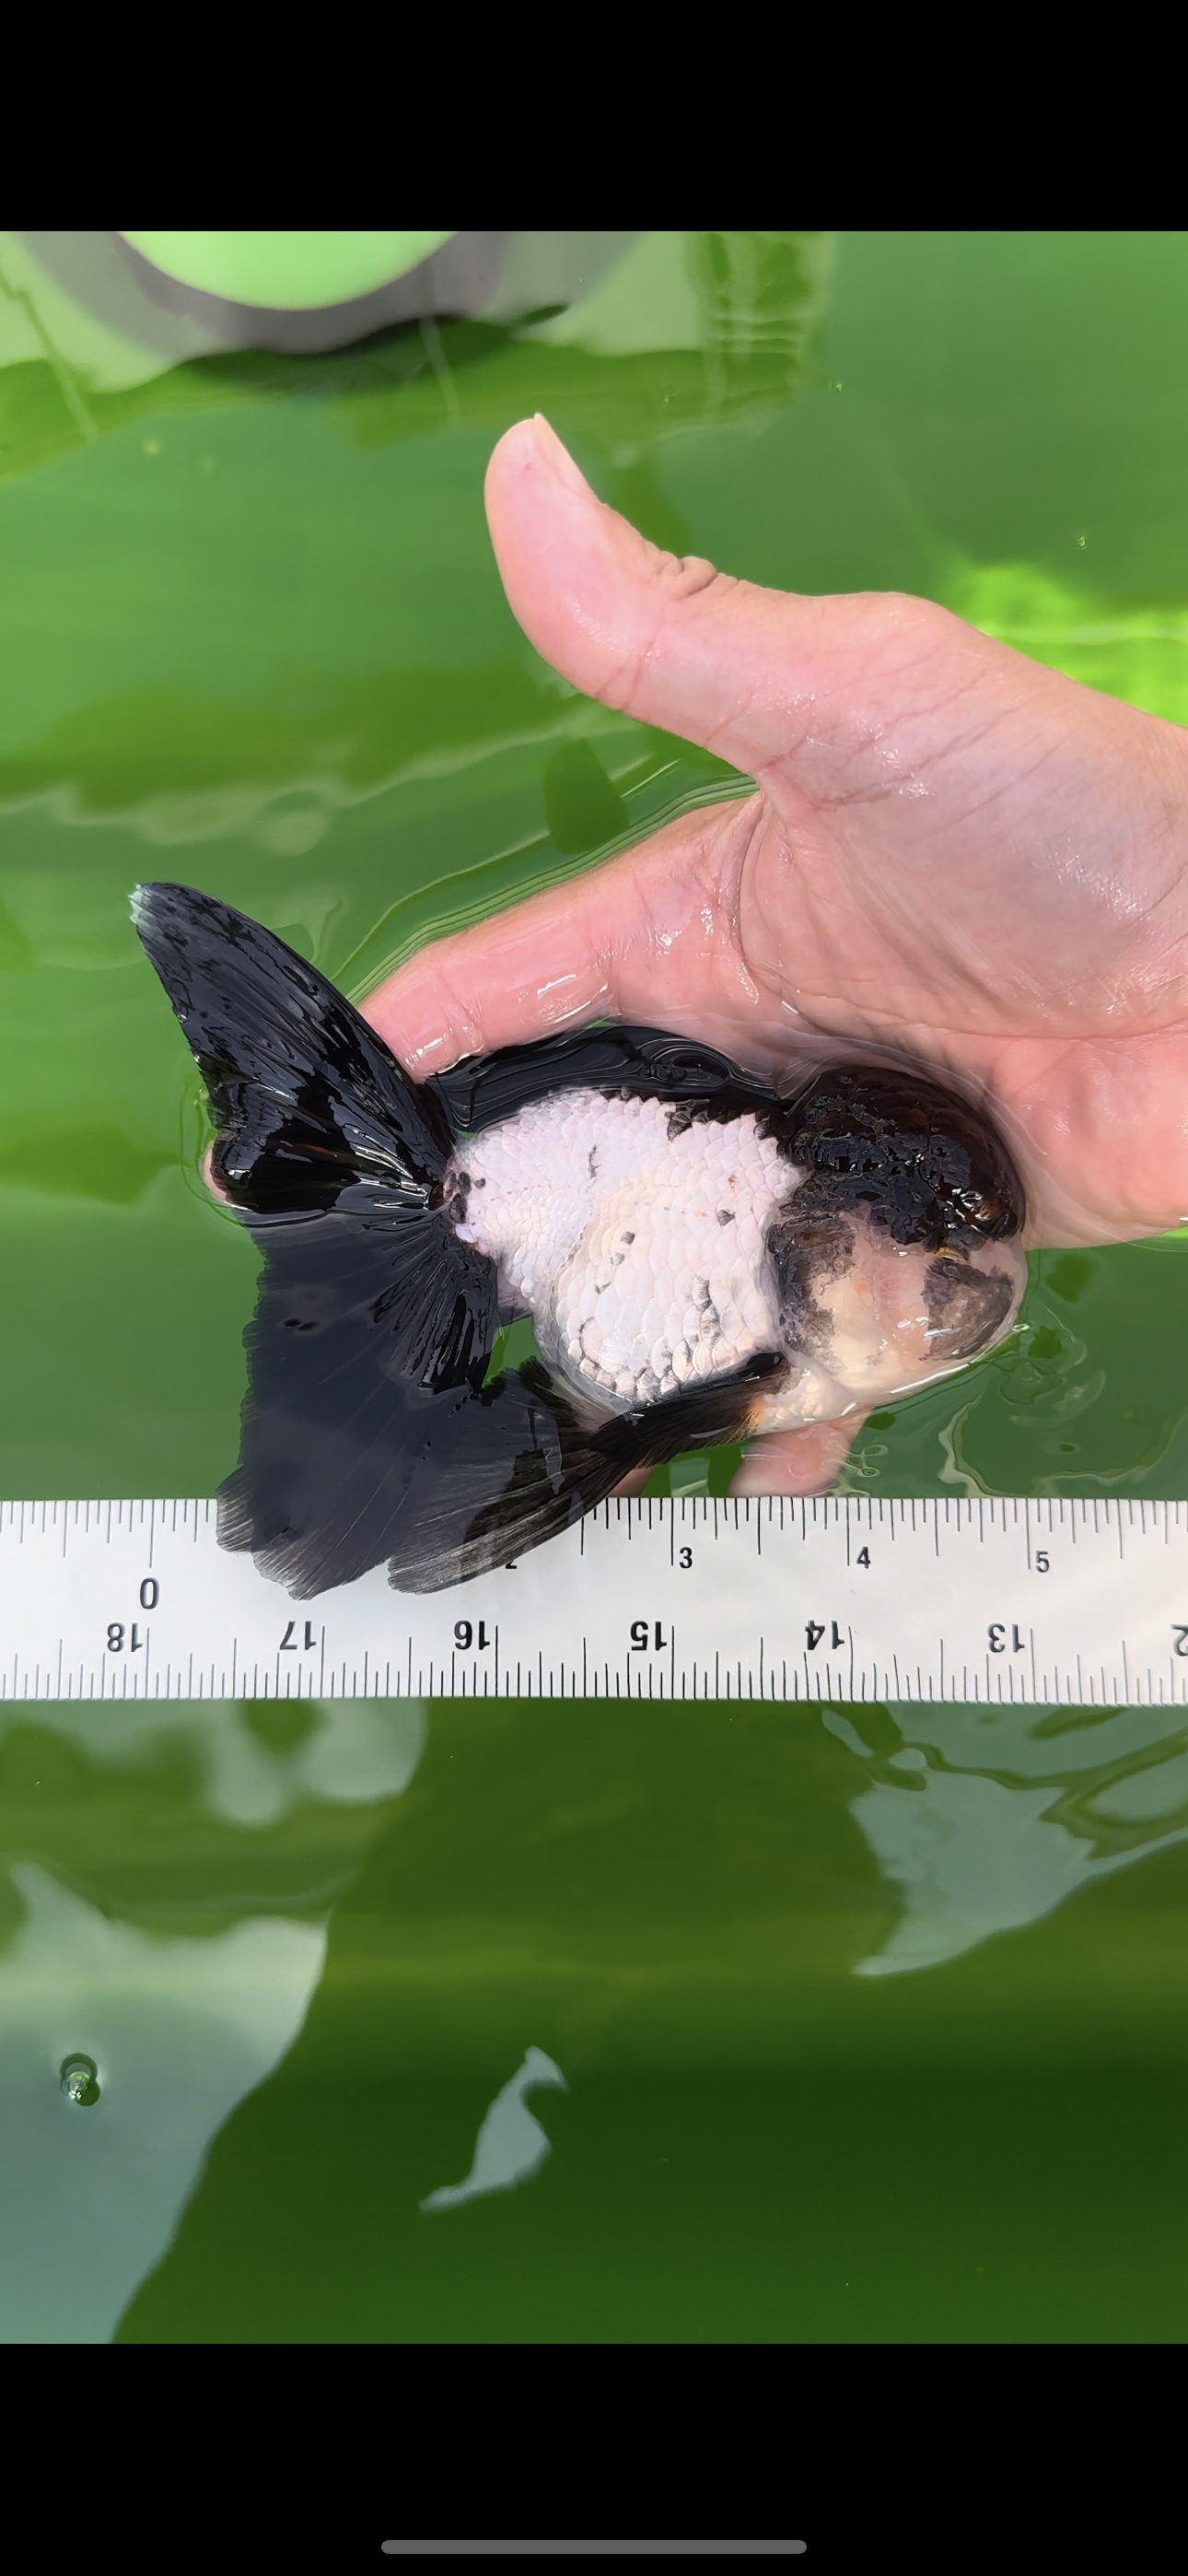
[379,1361,603,1595]
[383,1351,786,1594]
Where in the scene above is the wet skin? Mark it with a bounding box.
[204,416,1185,1504]
[246,415,1188,1496]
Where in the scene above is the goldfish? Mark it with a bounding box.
[133,884,1026,1596]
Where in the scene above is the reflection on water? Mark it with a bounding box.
[825,1697,1188,1977]
[0,1864,324,2343]
[0,1695,426,2338]
[833,1243,1188,1509]
[421,2047,566,2213]
[0,225,830,999]
[956,556,1188,732]
[3,1692,425,1831]
[206,1694,422,1827]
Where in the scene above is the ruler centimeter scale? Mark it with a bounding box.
[3,1495,1188,1706]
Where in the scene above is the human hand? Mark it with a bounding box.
[362,415,1188,1496]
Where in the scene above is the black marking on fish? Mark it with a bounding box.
[131,881,453,1215]
[378,1351,785,1595]
[765,1212,856,1368]
[426,1022,774,1137]
[215,1206,500,1596]
[923,1255,1015,1359]
[132,882,1027,1598]
[783,1064,1023,1252]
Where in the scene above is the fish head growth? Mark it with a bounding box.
[751,1064,1028,1424]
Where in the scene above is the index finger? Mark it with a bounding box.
[358,795,773,1074]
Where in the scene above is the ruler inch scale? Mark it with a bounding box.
[3,1496,1188,1706]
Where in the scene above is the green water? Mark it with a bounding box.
[4,230,1188,2346]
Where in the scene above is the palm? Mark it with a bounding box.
[364,419,1188,1492]
[685,660,1188,1244]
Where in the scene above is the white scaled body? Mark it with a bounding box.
[452,1089,799,1406]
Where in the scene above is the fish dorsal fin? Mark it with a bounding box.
[426,1023,775,1137]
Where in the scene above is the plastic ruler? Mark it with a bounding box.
[3,1494,1188,1705]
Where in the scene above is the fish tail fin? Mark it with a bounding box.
[131,880,455,1210]
[133,883,507,1597]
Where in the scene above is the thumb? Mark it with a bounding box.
[486,416,825,775]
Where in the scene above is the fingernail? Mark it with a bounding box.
[731,1469,767,1496]
[528,414,595,498]
[730,1446,775,1496]
[730,1435,840,1499]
